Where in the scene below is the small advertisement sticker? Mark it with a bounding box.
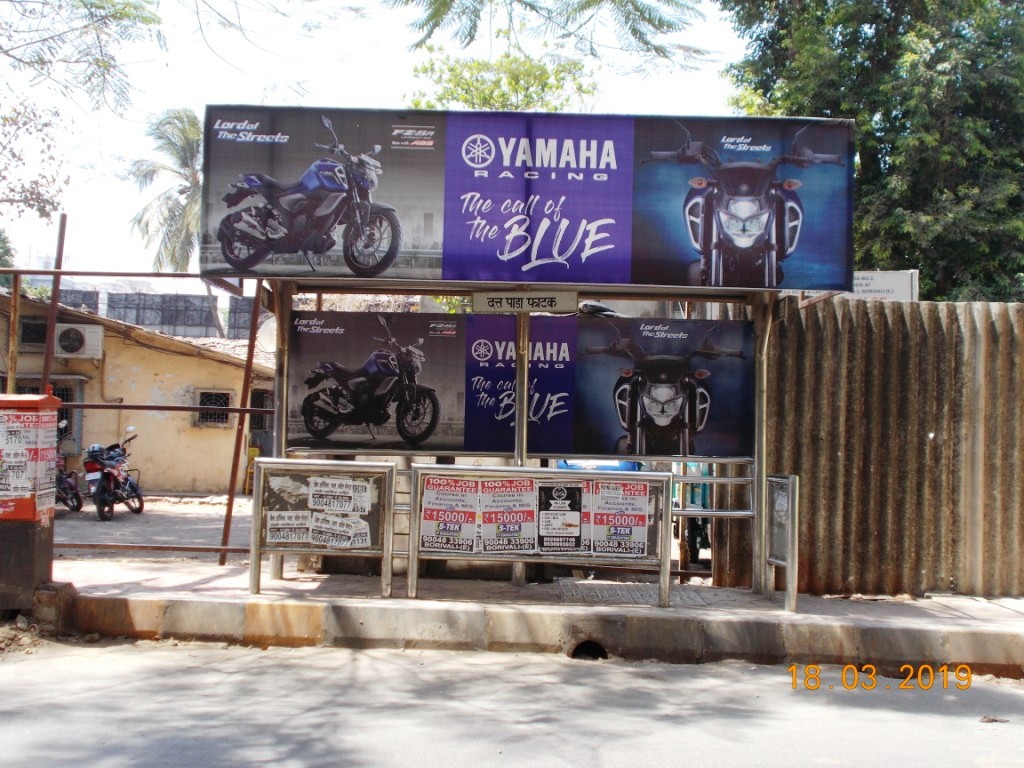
[592,481,650,556]
[420,476,479,553]
[537,481,585,553]
[479,477,537,553]
[267,509,312,544]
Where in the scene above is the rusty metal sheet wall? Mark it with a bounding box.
[764,298,1024,596]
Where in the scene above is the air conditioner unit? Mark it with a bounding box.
[54,324,104,359]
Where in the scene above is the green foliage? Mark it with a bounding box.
[0,0,161,111]
[722,0,1024,301]
[386,0,706,64]
[124,107,203,273]
[409,44,596,111]
[0,102,69,219]
[0,228,14,289]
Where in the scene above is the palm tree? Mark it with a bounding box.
[127,108,224,336]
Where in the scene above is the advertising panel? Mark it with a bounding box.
[202,106,853,291]
[288,311,755,459]
[257,463,384,550]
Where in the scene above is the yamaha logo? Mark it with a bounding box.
[462,135,496,168]
[471,339,494,361]
[461,132,618,180]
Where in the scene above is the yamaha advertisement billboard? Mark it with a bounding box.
[201,106,854,291]
[287,311,755,459]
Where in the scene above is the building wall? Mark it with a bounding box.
[3,310,272,494]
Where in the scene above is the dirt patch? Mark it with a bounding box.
[0,617,50,657]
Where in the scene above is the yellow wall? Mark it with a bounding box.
[4,314,273,494]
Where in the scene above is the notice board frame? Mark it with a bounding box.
[248,457,397,596]
[408,464,674,607]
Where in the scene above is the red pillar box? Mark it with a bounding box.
[0,392,60,611]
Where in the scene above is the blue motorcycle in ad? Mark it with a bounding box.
[217,115,402,276]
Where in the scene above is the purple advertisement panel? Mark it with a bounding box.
[442,113,634,284]
[287,312,465,453]
[464,314,576,454]
[202,106,853,291]
[286,311,754,459]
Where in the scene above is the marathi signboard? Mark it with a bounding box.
[287,311,756,459]
[201,106,854,291]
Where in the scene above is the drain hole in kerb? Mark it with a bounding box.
[570,640,608,660]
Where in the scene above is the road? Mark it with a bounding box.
[1,638,1021,767]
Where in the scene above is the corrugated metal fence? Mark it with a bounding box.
[765,297,1023,596]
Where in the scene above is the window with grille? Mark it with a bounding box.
[195,390,232,427]
[19,320,47,347]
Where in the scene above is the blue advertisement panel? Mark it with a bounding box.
[287,312,755,458]
[202,106,853,291]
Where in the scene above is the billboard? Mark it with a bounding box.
[286,311,755,458]
[201,106,854,291]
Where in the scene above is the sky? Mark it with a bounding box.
[3,0,746,286]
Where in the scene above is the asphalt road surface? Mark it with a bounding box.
[1,637,1021,768]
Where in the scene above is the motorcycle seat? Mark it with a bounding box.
[250,173,290,193]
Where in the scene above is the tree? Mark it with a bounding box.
[409,44,596,111]
[721,0,1024,301]
[387,0,707,66]
[1,0,160,110]
[0,101,68,218]
[0,228,14,289]
[126,107,225,335]
[125,108,203,273]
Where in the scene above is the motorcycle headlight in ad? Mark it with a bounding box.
[641,383,685,426]
[718,200,770,248]
[352,160,380,191]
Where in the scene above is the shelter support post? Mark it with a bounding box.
[751,292,777,596]
[511,311,529,587]
[270,282,295,580]
[220,279,263,566]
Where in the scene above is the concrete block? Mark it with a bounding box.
[945,628,1024,678]
[244,601,326,647]
[33,582,77,636]
[73,595,165,639]
[325,602,408,649]
[162,599,246,643]
[702,616,786,663]
[484,604,563,654]
[400,601,489,650]
[781,619,861,666]
[856,625,948,675]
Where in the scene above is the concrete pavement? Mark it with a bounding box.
[38,496,1024,677]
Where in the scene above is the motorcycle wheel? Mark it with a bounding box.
[94,487,114,522]
[123,479,144,514]
[396,387,439,445]
[66,487,83,513]
[218,213,271,270]
[342,209,402,277]
[301,394,343,440]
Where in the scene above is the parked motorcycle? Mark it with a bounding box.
[83,426,144,521]
[649,123,843,288]
[301,316,439,446]
[586,326,745,457]
[217,114,402,277]
[55,421,83,513]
